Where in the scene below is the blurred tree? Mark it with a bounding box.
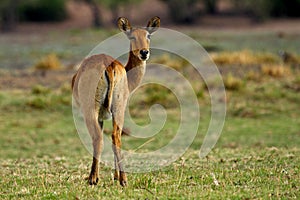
[100,0,141,24]
[161,0,199,24]
[204,0,218,14]
[231,0,300,20]
[271,0,300,17]
[84,0,103,27]
[19,0,67,22]
[0,0,19,31]
[79,0,141,27]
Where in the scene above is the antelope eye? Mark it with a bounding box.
[147,34,151,40]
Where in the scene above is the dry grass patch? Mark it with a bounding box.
[261,64,290,78]
[151,54,189,71]
[33,54,63,76]
[279,51,300,65]
[246,70,262,81]
[211,50,280,66]
[224,74,244,91]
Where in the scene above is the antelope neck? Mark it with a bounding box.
[125,51,145,71]
[125,51,146,92]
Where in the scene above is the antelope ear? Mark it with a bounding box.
[118,17,131,34]
[147,16,160,34]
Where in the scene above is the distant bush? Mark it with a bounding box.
[161,0,199,23]
[211,50,279,66]
[152,54,189,71]
[19,0,67,22]
[279,51,300,66]
[129,84,178,114]
[143,84,178,108]
[31,84,51,95]
[33,54,63,76]
[27,84,71,109]
[231,0,300,20]
[269,0,300,17]
[224,73,244,91]
[261,64,290,78]
[0,0,18,31]
[246,70,262,82]
[26,96,49,109]
[59,82,72,95]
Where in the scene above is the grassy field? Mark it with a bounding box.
[0,26,300,199]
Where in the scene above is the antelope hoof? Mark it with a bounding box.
[120,179,127,187]
[114,170,119,180]
[88,173,99,185]
[119,172,127,187]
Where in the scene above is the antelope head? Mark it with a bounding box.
[118,16,160,61]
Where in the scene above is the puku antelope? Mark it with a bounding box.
[72,17,160,186]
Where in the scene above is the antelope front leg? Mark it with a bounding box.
[112,121,127,186]
[88,121,103,185]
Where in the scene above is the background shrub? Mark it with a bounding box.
[161,0,199,23]
[19,0,67,22]
[231,0,300,20]
[224,73,244,91]
[33,54,63,71]
[261,64,290,78]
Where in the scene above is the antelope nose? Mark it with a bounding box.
[140,49,149,57]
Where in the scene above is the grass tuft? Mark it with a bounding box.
[26,96,49,109]
[31,84,52,95]
[224,74,244,91]
[143,84,178,108]
[33,53,63,74]
[261,64,290,78]
[152,54,189,71]
[279,51,300,65]
[246,70,262,81]
[26,85,71,109]
[1,29,300,199]
[212,50,280,66]
[59,82,72,94]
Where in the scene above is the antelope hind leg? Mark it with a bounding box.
[112,121,127,186]
[88,120,103,185]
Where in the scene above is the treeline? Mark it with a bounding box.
[231,0,300,19]
[0,0,140,31]
[163,0,300,23]
[0,0,67,31]
[1,0,300,31]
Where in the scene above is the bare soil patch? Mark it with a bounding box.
[0,70,74,90]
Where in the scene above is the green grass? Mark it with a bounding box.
[0,149,299,199]
[188,30,300,54]
[1,28,300,70]
[1,28,300,199]
[1,73,300,199]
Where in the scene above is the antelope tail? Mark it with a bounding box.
[102,66,115,120]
